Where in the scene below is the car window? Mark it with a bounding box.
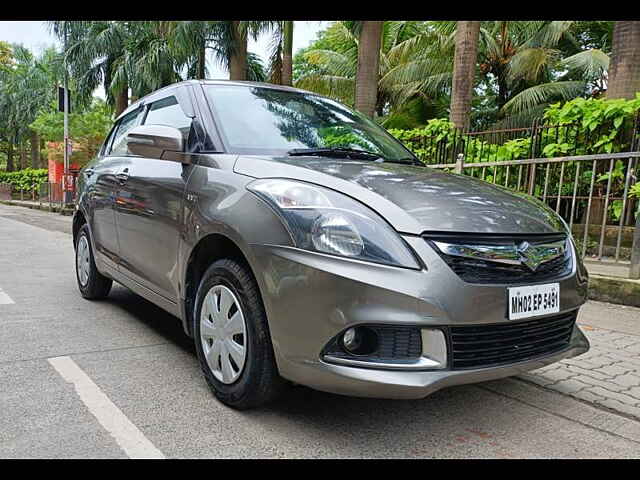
[109,108,143,156]
[143,95,193,143]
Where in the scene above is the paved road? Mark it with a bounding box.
[1,203,639,458]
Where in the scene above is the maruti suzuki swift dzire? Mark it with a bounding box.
[73,80,590,409]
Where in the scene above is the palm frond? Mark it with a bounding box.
[303,49,356,77]
[560,49,609,80]
[507,47,559,84]
[501,80,587,114]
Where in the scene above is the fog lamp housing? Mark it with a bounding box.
[322,325,448,370]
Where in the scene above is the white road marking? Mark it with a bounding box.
[0,288,15,305]
[48,356,165,459]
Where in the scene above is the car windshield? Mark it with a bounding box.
[203,84,417,163]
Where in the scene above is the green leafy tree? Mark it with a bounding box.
[0,44,64,171]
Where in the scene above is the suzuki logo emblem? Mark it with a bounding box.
[517,241,562,272]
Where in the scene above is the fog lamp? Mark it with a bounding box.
[341,326,377,355]
[342,328,359,352]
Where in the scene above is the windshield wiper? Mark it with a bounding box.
[385,157,424,166]
[287,147,383,161]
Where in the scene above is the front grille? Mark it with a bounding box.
[425,234,572,284]
[449,312,576,370]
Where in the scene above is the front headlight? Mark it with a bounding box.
[247,179,420,269]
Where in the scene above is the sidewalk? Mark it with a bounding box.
[584,260,640,308]
[520,301,640,420]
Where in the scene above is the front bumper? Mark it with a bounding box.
[250,235,590,400]
[275,328,588,399]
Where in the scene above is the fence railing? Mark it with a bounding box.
[0,175,78,211]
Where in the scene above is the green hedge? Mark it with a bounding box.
[388,95,640,165]
[0,169,49,192]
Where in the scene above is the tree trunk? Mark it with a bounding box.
[198,39,206,79]
[607,21,640,100]
[229,21,247,81]
[355,21,383,119]
[449,21,480,131]
[6,140,14,172]
[114,85,129,117]
[497,72,509,111]
[19,142,27,170]
[30,130,39,169]
[40,137,45,168]
[281,21,294,86]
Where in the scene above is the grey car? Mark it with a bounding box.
[73,80,590,409]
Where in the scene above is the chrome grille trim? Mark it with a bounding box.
[432,238,566,272]
[423,233,573,285]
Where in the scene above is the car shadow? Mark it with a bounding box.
[104,284,195,355]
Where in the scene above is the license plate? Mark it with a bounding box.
[508,283,560,320]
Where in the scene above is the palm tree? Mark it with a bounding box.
[450,22,480,130]
[0,45,62,170]
[354,21,384,118]
[166,21,220,80]
[116,22,183,97]
[202,21,276,81]
[50,21,130,116]
[478,21,596,121]
[282,21,294,86]
[607,21,640,99]
[228,21,247,80]
[295,21,450,124]
[52,21,187,116]
[375,21,607,126]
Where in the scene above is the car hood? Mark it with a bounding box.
[234,156,565,235]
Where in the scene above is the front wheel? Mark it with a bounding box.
[75,224,112,300]
[193,259,285,409]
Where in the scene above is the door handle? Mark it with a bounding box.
[116,172,129,184]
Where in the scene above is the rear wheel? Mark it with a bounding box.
[193,259,285,409]
[75,224,112,300]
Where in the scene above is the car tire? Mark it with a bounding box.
[193,259,285,409]
[75,224,112,300]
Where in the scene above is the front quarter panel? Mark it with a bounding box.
[179,155,294,334]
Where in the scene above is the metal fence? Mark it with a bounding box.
[0,175,78,212]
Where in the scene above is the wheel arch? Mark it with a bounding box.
[182,232,261,338]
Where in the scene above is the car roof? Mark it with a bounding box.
[115,79,315,121]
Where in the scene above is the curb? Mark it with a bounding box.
[0,200,74,216]
[588,274,640,308]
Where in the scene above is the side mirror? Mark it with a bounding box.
[125,124,188,163]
